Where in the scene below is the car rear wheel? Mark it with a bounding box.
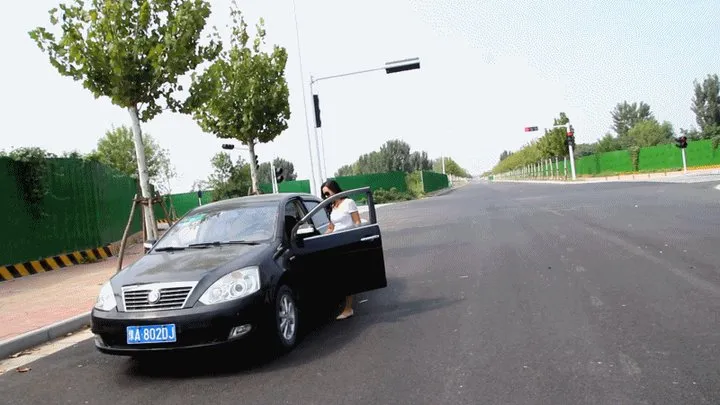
[272,284,298,352]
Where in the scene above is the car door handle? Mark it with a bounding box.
[360,235,380,242]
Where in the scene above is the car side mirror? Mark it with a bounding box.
[296,224,316,236]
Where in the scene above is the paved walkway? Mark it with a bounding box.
[0,243,144,343]
[495,167,720,184]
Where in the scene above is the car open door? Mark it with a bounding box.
[291,187,387,297]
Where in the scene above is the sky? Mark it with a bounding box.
[1,0,719,194]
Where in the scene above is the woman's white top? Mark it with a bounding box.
[330,198,359,232]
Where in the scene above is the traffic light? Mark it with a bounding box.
[675,136,688,149]
[313,94,321,128]
[221,144,235,150]
[275,167,284,184]
[524,126,539,132]
[254,154,259,168]
[565,125,576,147]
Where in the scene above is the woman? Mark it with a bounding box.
[321,180,361,320]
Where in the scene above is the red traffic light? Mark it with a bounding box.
[524,126,539,132]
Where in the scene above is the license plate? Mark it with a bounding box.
[126,324,177,344]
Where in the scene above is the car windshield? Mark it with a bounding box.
[153,204,277,249]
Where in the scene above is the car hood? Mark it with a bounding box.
[111,244,271,286]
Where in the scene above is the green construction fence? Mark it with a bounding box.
[258,179,311,195]
[421,171,450,193]
[0,158,141,266]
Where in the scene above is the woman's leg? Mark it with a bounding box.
[336,295,354,319]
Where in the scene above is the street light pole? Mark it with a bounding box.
[309,57,420,188]
[310,75,325,186]
[545,124,576,181]
[290,0,318,196]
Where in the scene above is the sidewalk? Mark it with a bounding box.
[495,167,720,184]
[0,242,144,344]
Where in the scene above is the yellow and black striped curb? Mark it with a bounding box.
[0,245,115,282]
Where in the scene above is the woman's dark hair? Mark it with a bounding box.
[320,179,343,198]
[321,180,343,215]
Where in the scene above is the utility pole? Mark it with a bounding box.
[290,0,318,196]
[675,135,688,174]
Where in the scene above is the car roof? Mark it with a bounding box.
[189,193,320,214]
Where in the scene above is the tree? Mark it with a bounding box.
[61,150,84,159]
[573,143,596,158]
[537,112,571,158]
[30,0,221,241]
[625,120,674,148]
[691,74,720,135]
[207,152,251,201]
[258,158,297,184]
[89,125,167,181]
[155,150,177,197]
[335,140,431,176]
[187,3,290,195]
[409,151,432,171]
[378,140,412,172]
[335,164,355,177]
[611,101,654,137]
[191,179,208,193]
[595,133,622,153]
[356,151,385,174]
[208,152,235,186]
[434,157,470,178]
[499,150,513,162]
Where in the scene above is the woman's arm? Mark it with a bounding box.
[346,199,361,225]
[350,211,361,225]
[325,222,335,234]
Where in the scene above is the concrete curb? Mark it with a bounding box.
[0,311,91,359]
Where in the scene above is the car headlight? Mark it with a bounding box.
[199,266,261,305]
[94,281,117,311]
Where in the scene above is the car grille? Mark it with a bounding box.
[121,282,197,312]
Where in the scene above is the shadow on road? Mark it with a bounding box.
[125,277,460,379]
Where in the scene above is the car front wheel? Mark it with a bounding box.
[273,284,299,352]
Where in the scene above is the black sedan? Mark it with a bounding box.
[90,187,387,355]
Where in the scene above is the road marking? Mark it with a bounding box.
[0,329,94,371]
[715,184,720,191]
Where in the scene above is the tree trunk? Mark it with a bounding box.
[247,141,259,194]
[128,105,158,241]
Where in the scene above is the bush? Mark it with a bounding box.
[372,187,414,204]
[405,171,424,198]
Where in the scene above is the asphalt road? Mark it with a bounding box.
[3,180,720,404]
